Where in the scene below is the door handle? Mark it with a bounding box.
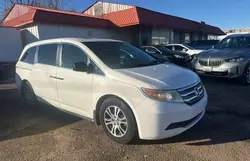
[57,77,64,80]
[50,76,64,80]
[50,75,57,79]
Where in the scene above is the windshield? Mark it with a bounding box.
[183,44,195,50]
[154,46,172,52]
[215,36,250,49]
[84,42,163,69]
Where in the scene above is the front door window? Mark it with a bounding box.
[61,44,88,69]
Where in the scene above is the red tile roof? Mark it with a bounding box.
[102,7,224,35]
[2,4,225,35]
[2,4,114,28]
[2,5,36,27]
[136,7,224,35]
[103,7,139,27]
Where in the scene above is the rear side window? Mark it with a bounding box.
[146,47,158,53]
[174,45,184,51]
[166,46,173,50]
[20,47,36,64]
[61,44,88,69]
[38,44,58,66]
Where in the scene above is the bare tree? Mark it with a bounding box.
[6,0,42,7]
[4,0,69,9]
[47,0,69,10]
[1,0,72,20]
[0,0,42,20]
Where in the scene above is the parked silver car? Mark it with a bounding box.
[193,34,250,84]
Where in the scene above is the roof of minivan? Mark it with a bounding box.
[25,38,122,48]
[42,38,121,42]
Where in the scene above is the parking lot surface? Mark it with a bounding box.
[0,77,250,161]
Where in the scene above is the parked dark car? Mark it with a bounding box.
[193,34,250,84]
[141,45,192,68]
[188,40,220,50]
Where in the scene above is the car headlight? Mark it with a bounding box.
[225,57,245,62]
[142,88,183,103]
[174,54,184,59]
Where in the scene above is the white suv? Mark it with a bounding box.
[16,38,208,144]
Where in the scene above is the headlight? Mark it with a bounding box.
[174,55,184,59]
[225,57,245,62]
[142,88,183,103]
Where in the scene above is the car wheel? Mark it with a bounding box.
[22,81,37,106]
[99,97,137,144]
[241,64,250,85]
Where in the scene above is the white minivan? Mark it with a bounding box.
[16,38,208,144]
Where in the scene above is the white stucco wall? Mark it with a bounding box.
[20,23,132,46]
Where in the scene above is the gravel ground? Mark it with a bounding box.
[0,78,250,161]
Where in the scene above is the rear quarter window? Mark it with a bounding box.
[20,47,37,64]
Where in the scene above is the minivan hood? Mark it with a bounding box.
[199,48,250,59]
[116,64,199,90]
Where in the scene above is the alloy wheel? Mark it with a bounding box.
[104,105,128,137]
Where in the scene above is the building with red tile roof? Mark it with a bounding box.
[1,1,225,46]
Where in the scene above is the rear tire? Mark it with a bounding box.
[22,81,37,106]
[240,64,250,85]
[99,97,137,144]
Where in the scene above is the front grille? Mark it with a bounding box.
[196,70,229,77]
[199,59,223,67]
[178,81,204,105]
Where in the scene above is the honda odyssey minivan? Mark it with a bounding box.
[16,38,208,144]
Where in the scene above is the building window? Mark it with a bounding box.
[152,37,159,45]
[152,27,171,45]
[184,32,191,43]
[191,33,199,41]
[174,31,182,44]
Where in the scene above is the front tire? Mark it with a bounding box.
[99,97,137,144]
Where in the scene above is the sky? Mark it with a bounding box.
[67,0,250,30]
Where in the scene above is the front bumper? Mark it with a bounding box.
[134,89,208,140]
[194,61,247,78]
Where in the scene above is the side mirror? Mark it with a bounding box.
[73,62,88,72]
